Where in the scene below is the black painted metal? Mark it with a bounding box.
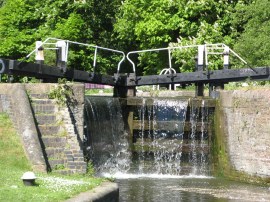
[1,58,270,88]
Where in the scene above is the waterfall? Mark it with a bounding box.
[84,96,130,174]
[188,99,209,175]
[84,96,212,177]
[134,99,188,175]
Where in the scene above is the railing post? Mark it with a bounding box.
[56,40,67,73]
[196,45,204,96]
[197,45,204,71]
[35,41,44,65]
[223,46,230,69]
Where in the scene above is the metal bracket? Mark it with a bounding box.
[0,59,5,74]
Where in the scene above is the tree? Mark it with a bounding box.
[0,0,122,77]
[233,0,270,67]
[114,0,241,74]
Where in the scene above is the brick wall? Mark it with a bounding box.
[219,89,270,177]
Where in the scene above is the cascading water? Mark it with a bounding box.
[84,96,212,177]
[133,99,188,175]
[188,99,210,175]
[84,97,269,202]
[84,96,130,174]
[152,99,188,175]
[199,100,210,175]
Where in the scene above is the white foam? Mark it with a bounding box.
[101,172,213,179]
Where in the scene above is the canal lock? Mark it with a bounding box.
[120,97,216,176]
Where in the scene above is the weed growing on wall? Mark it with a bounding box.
[86,161,95,177]
[48,78,73,106]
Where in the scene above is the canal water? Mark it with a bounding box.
[116,175,270,202]
[84,96,270,201]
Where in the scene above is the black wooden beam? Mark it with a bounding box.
[1,59,270,87]
[1,59,116,85]
[127,67,270,86]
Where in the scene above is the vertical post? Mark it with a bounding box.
[113,73,136,98]
[7,75,14,83]
[197,45,204,71]
[209,83,214,97]
[113,86,136,97]
[35,41,44,65]
[209,83,221,99]
[0,59,5,82]
[168,49,172,69]
[223,46,230,69]
[93,47,98,73]
[168,49,173,90]
[196,45,205,96]
[56,40,67,73]
[128,110,134,143]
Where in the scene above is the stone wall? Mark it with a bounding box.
[0,84,47,172]
[0,83,86,173]
[25,83,85,141]
[218,89,270,178]
[0,94,11,113]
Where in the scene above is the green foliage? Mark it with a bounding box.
[0,0,263,78]
[53,164,65,170]
[233,0,270,66]
[86,161,95,177]
[48,79,73,106]
[114,0,240,74]
[85,88,113,95]
[0,0,122,77]
[20,76,40,83]
[0,0,40,59]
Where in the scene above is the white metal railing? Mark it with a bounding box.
[27,39,247,75]
[156,67,177,90]
[125,45,198,74]
[27,37,126,73]
[203,43,247,67]
[124,43,247,74]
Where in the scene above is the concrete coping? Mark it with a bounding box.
[65,182,119,202]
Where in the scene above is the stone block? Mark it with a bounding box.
[39,125,60,136]
[35,114,56,125]
[48,159,65,167]
[74,157,85,162]
[45,147,64,156]
[73,153,84,158]
[30,93,49,99]
[42,137,66,147]
[32,104,55,114]
[65,150,73,155]
[66,155,74,162]
[68,165,76,169]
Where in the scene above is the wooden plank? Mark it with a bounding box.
[132,120,209,132]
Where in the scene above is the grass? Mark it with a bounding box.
[0,113,104,202]
[85,88,113,95]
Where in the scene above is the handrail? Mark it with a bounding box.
[27,39,248,76]
[125,45,199,74]
[27,37,126,74]
[125,43,248,74]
